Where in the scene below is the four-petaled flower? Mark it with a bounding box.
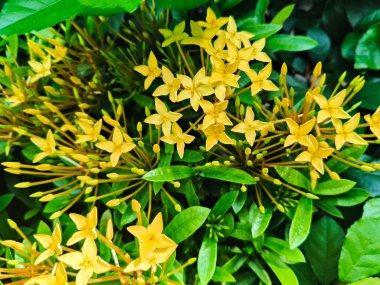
[203,124,235,151]
[31,129,57,163]
[364,106,380,140]
[159,21,188,47]
[34,223,63,265]
[182,20,218,50]
[25,262,67,285]
[197,8,229,30]
[161,123,195,158]
[152,66,181,102]
[76,119,102,144]
[333,114,367,150]
[246,63,279,96]
[67,207,98,246]
[199,100,233,130]
[284,117,316,147]
[29,55,52,83]
[134,51,161,89]
[313,89,350,123]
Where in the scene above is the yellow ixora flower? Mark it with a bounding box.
[59,237,110,285]
[31,129,57,163]
[313,89,350,123]
[159,20,188,47]
[66,207,98,246]
[203,124,235,151]
[197,7,229,30]
[199,100,233,130]
[152,66,181,102]
[295,135,335,174]
[134,51,161,90]
[284,117,316,147]
[161,123,195,158]
[5,84,26,107]
[75,119,103,144]
[364,106,380,140]
[144,98,182,137]
[246,63,279,96]
[182,20,218,49]
[231,107,267,146]
[333,114,368,150]
[176,67,214,111]
[125,212,177,273]
[95,127,136,167]
[29,55,51,83]
[25,262,67,285]
[34,223,63,265]
[223,16,253,48]
[250,38,271,63]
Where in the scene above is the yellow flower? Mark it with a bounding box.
[59,237,110,285]
[246,63,279,96]
[125,213,177,273]
[34,224,63,265]
[76,119,102,144]
[95,127,136,167]
[333,114,368,150]
[161,123,195,158]
[144,98,182,137]
[250,38,271,62]
[67,207,98,246]
[231,107,267,146]
[224,16,253,48]
[5,84,26,107]
[295,135,334,174]
[45,38,67,62]
[25,262,67,285]
[29,55,51,83]
[152,66,181,102]
[204,32,227,60]
[31,129,57,163]
[177,67,214,111]
[182,20,218,49]
[134,51,161,89]
[198,7,229,29]
[226,42,255,72]
[284,117,316,147]
[159,21,188,47]
[199,100,233,130]
[313,89,350,123]
[203,124,235,151]
[364,106,380,140]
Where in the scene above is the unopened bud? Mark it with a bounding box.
[173,181,181,188]
[137,122,143,133]
[281,63,287,75]
[15,182,31,188]
[276,204,285,213]
[107,199,121,207]
[175,204,182,212]
[330,171,340,180]
[7,219,17,229]
[153,144,160,153]
[50,211,62,219]
[106,173,119,179]
[131,199,141,212]
[305,193,319,199]
[273,179,282,185]
[313,62,322,78]
[360,165,376,172]
[241,185,247,192]
[259,205,265,214]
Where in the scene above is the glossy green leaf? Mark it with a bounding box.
[313,179,356,196]
[143,165,195,182]
[264,237,305,264]
[212,266,236,282]
[363,198,380,218]
[339,218,380,282]
[237,23,282,40]
[315,200,344,219]
[352,78,380,110]
[304,216,344,285]
[289,197,313,249]
[164,206,210,243]
[156,0,207,10]
[345,168,380,196]
[355,23,380,70]
[0,0,79,36]
[307,26,331,61]
[230,222,251,241]
[342,32,361,61]
[173,150,204,163]
[251,203,273,238]
[222,255,249,274]
[331,188,370,207]
[262,250,299,285]
[357,9,380,30]
[345,0,380,27]
[198,236,218,285]
[199,166,256,185]
[271,4,295,25]
[0,194,14,213]
[210,191,238,217]
[78,0,141,15]
[274,166,311,190]
[266,34,318,52]
[348,278,380,285]
[248,260,272,284]
[253,0,269,24]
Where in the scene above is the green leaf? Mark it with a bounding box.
[0,0,79,36]
[198,236,218,285]
[342,32,362,61]
[339,218,380,282]
[173,150,204,163]
[264,237,305,264]
[326,145,367,173]
[363,198,380,218]
[315,200,344,219]
[230,222,251,241]
[156,0,207,10]
[78,0,141,15]
[313,179,356,196]
[307,26,331,61]
[304,216,344,285]
[345,168,380,196]
[251,203,273,239]
[266,34,319,52]
[199,166,256,185]
[271,4,295,25]
[212,266,236,282]
[345,0,380,27]
[357,9,380,30]
[143,165,195,182]
[248,260,272,284]
[352,78,380,110]
[164,206,210,243]
[330,188,370,207]
[355,23,380,70]
[0,194,14,212]
[210,191,238,217]
[289,197,313,249]
[348,278,380,285]
[274,166,310,191]
[262,250,299,285]
[222,255,249,274]
[253,0,269,24]
[236,23,282,40]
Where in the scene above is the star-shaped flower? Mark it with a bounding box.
[364,106,380,140]
[25,262,67,285]
[29,55,52,83]
[295,135,335,174]
[76,119,102,144]
[159,21,188,47]
[182,20,218,49]
[199,100,233,130]
[5,84,26,107]
[250,39,271,62]
[161,123,195,158]
[31,129,57,163]
[34,223,63,265]
[224,16,253,48]
[66,207,98,246]
[134,51,161,89]
[313,89,350,123]
[197,7,229,30]
[144,98,182,137]
[152,66,181,102]
[95,127,136,167]
[203,124,235,151]
[284,117,316,147]
[333,114,368,150]
[246,63,279,96]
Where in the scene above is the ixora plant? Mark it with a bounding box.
[0,1,380,285]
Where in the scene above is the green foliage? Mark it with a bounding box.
[289,197,313,249]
